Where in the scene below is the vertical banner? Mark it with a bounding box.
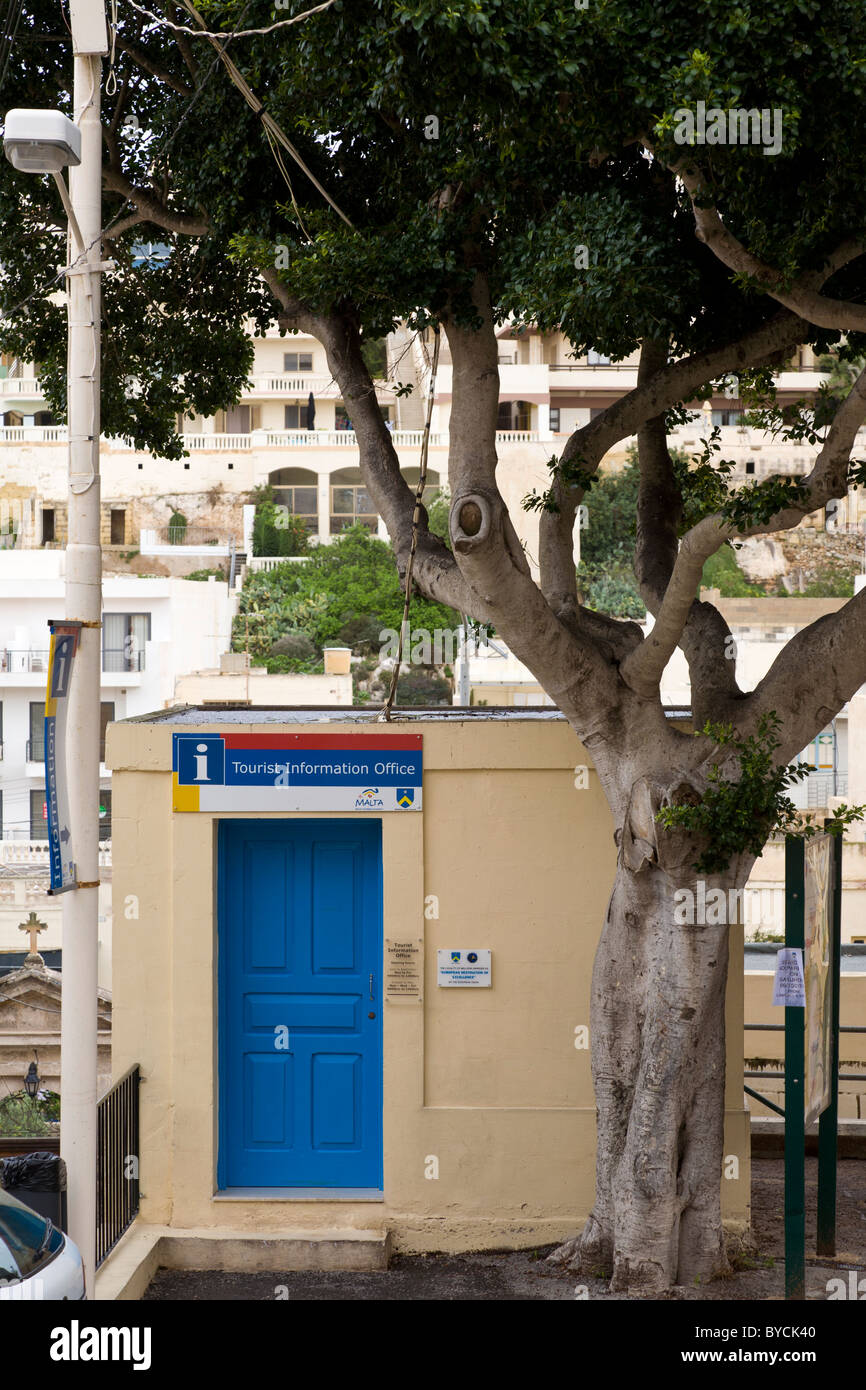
[44,621,82,894]
[804,834,833,1126]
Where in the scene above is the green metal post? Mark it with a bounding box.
[816,828,842,1256]
[785,835,805,1301]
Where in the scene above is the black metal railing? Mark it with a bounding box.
[744,1023,866,1117]
[96,1064,141,1267]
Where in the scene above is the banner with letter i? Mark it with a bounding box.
[44,621,82,893]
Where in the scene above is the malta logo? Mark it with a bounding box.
[355,788,384,808]
[396,788,414,808]
[451,951,461,963]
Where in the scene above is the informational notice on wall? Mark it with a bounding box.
[437,949,492,988]
[385,938,423,1003]
[772,947,806,1008]
[172,732,422,812]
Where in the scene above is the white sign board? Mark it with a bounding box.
[772,947,806,1008]
[437,949,491,988]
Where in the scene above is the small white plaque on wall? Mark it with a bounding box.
[437,949,491,987]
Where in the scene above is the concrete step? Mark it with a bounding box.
[165,1228,391,1274]
[96,1225,391,1298]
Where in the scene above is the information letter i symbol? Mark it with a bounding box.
[194,743,211,781]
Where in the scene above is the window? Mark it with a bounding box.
[100,702,115,762]
[28,702,44,761]
[30,788,48,840]
[711,409,743,427]
[497,400,531,431]
[284,403,313,429]
[224,405,250,433]
[587,350,611,365]
[41,508,55,545]
[745,460,755,475]
[284,352,313,372]
[103,613,151,672]
[549,407,561,432]
[31,788,110,840]
[330,485,378,534]
[334,404,352,431]
[273,486,318,532]
[110,509,126,544]
[98,789,112,841]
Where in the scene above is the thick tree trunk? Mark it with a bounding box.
[553,855,738,1293]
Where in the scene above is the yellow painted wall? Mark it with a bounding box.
[106,715,750,1252]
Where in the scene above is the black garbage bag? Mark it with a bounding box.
[1,1151,66,1192]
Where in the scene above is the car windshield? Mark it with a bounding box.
[0,1191,54,1280]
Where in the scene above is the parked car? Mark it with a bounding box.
[0,1187,85,1300]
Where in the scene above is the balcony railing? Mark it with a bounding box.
[25,739,45,762]
[0,838,112,866]
[548,362,637,371]
[0,649,49,673]
[807,772,848,805]
[0,377,42,396]
[102,648,146,673]
[0,425,66,442]
[144,525,231,546]
[242,372,335,395]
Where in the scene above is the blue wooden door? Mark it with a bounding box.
[218,819,382,1189]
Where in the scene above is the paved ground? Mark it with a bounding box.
[142,1157,866,1301]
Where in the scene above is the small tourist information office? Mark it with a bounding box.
[104,708,750,1273]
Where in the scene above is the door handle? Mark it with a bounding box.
[369,972,374,1001]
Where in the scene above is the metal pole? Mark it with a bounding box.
[817,826,843,1255]
[784,835,806,1300]
[60,2,107,1296]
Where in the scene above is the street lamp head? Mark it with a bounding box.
[3,108,81,173]
[23,1060,39,1099]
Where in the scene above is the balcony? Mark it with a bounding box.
[241,373,338,398]
[0,425,66,443]
[102,648,145,674]
[0,377,43,397]
[806,772,848,806]
[139,526,234,557]
[0,649,49,675]
[0,838,112,869]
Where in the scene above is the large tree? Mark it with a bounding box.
[5,0,866,1292]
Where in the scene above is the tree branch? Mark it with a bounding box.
[668,153,866,332]
[113,35,195,96]
[258,264,483,619]
[538,307,807,619]
[620,361,866,698]
[102,166,210,236]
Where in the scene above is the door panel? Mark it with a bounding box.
[219,819,382,1189]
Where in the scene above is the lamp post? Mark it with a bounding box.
[24,1059,40,1099]
[3,0,108,1295]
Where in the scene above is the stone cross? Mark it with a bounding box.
[19,911,47,962]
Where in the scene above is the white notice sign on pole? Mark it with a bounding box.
[772,947,806,1007]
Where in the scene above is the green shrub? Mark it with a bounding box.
[395,667,452,706]
[184,567,226,582]
[0,1090,58,1137]
[700,543,765,597]
[271,631,318,662]
[234,525,459,659]
[167,510,188,544]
